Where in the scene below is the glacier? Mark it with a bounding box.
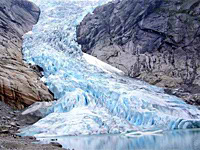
[20,0,200,137]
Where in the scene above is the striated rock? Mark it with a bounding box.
[0,0,53,109]
[77,0,200,105]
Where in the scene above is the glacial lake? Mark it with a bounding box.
[37,128,200,150]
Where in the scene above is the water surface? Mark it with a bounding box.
[37,129,200,150]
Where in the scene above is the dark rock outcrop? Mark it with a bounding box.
[77,0,200,105]
[0,0,53,109]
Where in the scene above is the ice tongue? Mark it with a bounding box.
[21,0,200,137]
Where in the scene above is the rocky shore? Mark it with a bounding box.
[0,101,65,150]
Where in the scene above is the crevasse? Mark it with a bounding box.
[20,0,200,137]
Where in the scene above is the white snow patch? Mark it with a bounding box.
[83,53,124,75]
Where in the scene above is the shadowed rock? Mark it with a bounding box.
[0,0,53,109]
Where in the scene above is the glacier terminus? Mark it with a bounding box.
[20,0,200,137]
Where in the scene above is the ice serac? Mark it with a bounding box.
[21,0,200,137]
[0,0,53,109]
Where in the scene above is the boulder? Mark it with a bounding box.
[0,0,53,109]
[22,102,54,118]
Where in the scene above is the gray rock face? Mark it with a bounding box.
[0,0,53,109]
[77,0,200,105]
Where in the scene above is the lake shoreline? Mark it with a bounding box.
[0,101,65,150]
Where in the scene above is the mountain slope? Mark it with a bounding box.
[77,0,200,105]
[0,0,53,109]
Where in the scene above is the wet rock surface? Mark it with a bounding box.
[77,0,200,105]
[0,0,53,109]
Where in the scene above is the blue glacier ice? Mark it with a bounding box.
[20,0,200,137]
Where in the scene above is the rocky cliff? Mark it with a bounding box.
[0,0,53,109]
[77,0,200,105]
